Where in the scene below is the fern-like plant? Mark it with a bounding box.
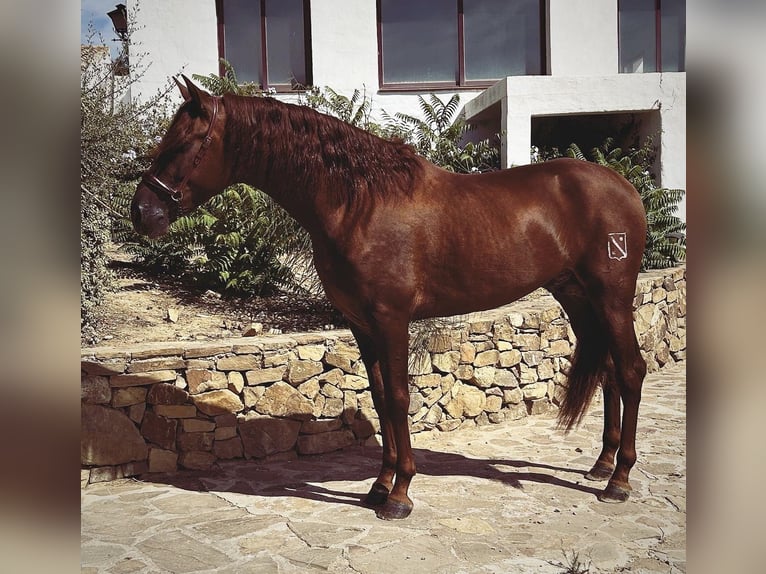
[192,59,267,97]
[124,184,303,295]
[561,139,686,270]
[388,93,463,149]
[384,94,500,174]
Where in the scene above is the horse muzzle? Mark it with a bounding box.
[131,185,171,238]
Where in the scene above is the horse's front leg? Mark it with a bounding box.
[369,314,415,520]
[349,325,396,507]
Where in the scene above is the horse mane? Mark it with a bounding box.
[221,94,424,205]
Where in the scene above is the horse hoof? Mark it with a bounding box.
[585,462,615,482]
[364,483,390,507]
[598,482,631,503]
[375,499,413,520]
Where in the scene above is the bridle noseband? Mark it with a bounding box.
[141,97,220,215]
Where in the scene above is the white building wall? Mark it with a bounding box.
[129,0,484,120]
[309,0,378,93]
[129,0,219,103]
[549,0,618,76]
[463,73,686,219]
[658,74,686,217]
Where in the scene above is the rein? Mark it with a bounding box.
[141,97,220,215]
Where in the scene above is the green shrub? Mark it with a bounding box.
[192,59,266,97]
[306,89,501,173]
[301,86,383,134]
[123,184,310,296]
[80,189,112,344]
[80,11,172,343]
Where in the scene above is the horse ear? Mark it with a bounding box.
[174,76,191,101]
[181,74,211,114]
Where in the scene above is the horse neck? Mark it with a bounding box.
[223,96,347,237]
[222,95,423,240]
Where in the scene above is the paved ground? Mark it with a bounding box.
[82,362,685,573]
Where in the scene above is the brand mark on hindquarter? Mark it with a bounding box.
[607,232,628,260]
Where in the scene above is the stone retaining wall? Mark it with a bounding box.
[81,267,686,484]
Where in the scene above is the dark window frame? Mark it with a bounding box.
[376,0,547,92]
[215,0,313,92]
[618,0,685,73]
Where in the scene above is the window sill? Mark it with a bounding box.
[264,85,311,94]
[378,82,496,94]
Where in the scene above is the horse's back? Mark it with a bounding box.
[451,158,641,209]
[452,158,644,243]
[427,159,644,241]
[475,159,648,294]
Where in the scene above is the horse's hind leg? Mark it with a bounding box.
[585,380,621,481]
[548,278,620,481]
[349,325,395,507]
[597,298,647,502]
[552,272,646,502]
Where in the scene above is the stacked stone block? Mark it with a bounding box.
[81,267,685,484]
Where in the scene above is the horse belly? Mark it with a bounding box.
[411,177,593,318]
[414,245,564,320]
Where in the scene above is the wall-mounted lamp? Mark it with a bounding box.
[107,4,129,76]
[107,4,128,42]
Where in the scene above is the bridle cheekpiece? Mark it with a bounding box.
[141,96,220,216]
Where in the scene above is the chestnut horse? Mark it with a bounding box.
[132,77,647,520]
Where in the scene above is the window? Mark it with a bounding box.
[619,0,685,73]
[378,0,545,89]
[216,0,312,90]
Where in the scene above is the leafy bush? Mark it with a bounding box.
[80,9,173,343]
[124,184,304,295]
[301,86,383,134]
[81,190,112,344]
[541,139,686,270]
[305,89,500,173]
[192,59,267,97]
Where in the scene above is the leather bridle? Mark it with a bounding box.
[140,97,220,216]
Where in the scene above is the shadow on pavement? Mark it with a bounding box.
[140,445,603,514]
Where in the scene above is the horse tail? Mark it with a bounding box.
[553,294,614,432]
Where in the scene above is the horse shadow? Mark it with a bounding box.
[143,442,602,512]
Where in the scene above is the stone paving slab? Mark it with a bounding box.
[82,362,685,573]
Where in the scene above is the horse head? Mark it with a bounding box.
[131,76,227,238]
